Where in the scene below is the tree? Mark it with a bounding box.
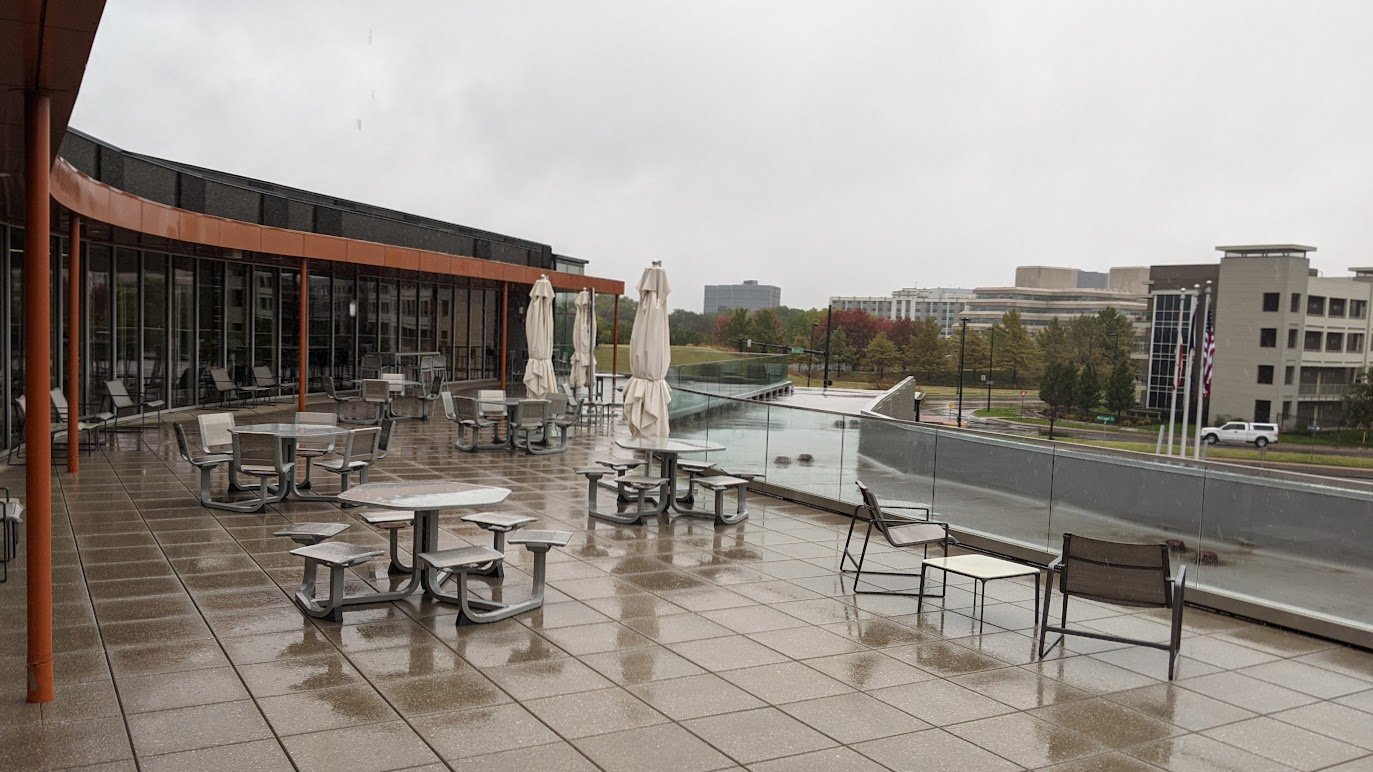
[595,294,636,345]
[863,332,902,386]
[904,318,946,381]
[1075,363,1102,413]
[827,328,850,377]
[1096,307,1138,368]
[998,309,1037,386]
[1344,368,1373,444]
[1039,363,1077,439]
[712,308,751,347]
[1105,361,1136,417]
[748,309,783,347]
[669,309,710,346]
[1036,317,1073,368]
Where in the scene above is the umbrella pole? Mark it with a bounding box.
[611,295,620,397]
[499,282,509,390]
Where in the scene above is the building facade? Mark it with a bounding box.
[829,287,974,336]
[703,280,780,313]
[0,130,623,450]
[1146,245,1373,428]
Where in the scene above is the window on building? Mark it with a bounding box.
[1349,333,1366,353]
[1307,295,1326,315]
[1353,299,1368,320]
[1327,332,1344,351]
[1304,331,1322,351]
[1284,366,1294,385]
[1256,365,1274,384]
[1287,328,1298,349]
[1291,293,1302,312]
[1254,399,1272,423]
[1262,293,1279,312]
[1329,298,1347,318]
[1259,328,1277,348]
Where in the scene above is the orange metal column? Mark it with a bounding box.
[67,215,81,473]
[611,295,620,395]
[25,92,54,704]
[298,259,308,412]
[499,283,509,389]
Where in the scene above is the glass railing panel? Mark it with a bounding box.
[1047,445,1206,559]
[1197,465,1373,631]
[930,430,1055,551]
[759,403,852,501]
[851,418,937,512]
[689,396,771,478]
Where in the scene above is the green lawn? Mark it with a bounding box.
[593,345,744,371]
[1061,438,1373,470]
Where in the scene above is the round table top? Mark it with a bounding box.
[615,437,725,454]
[336,481,512,510]
[231,423,352,438]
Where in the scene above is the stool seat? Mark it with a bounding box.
[509,530,573,548]
[677,460,718,473]
[2,501,23,522]
[275,522,349,545]
[289,541,382,568]
[576,467,608,477]
[694,475,748,491]
[462,512,537,531]
[360,510,415,528]
[616,475,668,489]
[596,460,642,473]
[419,545,504,571]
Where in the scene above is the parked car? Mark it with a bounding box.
[1200,422,1280,447]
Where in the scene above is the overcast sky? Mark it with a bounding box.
[71,1,1373,311]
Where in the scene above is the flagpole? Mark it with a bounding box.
[1164,290,1183,456]
[1193,281,1214,459]
[1179,287,1198,456]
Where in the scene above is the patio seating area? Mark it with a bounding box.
[2,400,1373,771]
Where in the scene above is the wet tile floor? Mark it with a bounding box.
[2,401,1372,771]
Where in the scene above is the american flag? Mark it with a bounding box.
[1201,308,1216,397]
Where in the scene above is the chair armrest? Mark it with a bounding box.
[881,504,932,521]
[1045,556,1064,573]
[1170,563,1187,594]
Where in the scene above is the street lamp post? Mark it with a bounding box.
[986,325,995,412]
[807,321,818,388]
[956,318,968,428]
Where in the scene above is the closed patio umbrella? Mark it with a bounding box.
[570,289,595,392]
[623,261,672,440]
[522,276,556,398]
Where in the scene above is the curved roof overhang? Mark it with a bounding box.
[51,157,625,295]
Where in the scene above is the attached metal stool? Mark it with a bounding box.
[360,510,415,574]
[274,522,349,546]
[1,487,22,583]
[459,511,537,578]
[289,541,383,622]
[689,475,750,525]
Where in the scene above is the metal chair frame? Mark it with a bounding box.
[844,480,954,597]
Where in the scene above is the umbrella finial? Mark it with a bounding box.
[651,260,662,266]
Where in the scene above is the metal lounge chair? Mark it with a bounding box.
[844,480,954,597]
[104,379,165,429]
[253,365,296,402]
[1,486,23,583]
[1039,533,1187,679]
[208,367,243,408]
[50,387,113,443]
[325,376,356,405]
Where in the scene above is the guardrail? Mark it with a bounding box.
[670,379,1373,648]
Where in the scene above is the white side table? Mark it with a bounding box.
[918,553,1042,633]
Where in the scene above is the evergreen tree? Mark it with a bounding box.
[863,332,902,386]
[999,309,1037,386]
[1075,363,1102,413]
[827,328,850,377]
[1105,360,1136,417]
[1039,362,1077,439]
[904,318,946,381]
[1344,367,1373,444]
[748,309,783,347]
[1036,318,1073,368]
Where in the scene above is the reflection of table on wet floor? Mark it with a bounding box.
[918,553,1041,633]
[612,436,725,516]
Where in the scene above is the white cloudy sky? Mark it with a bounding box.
[70,1,1373,311]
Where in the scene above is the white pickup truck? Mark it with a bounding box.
[1200,422,1280,448]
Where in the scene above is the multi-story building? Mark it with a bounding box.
[704,280,781,313]
[963,266,1149,331]
[1145,245,1373,428]
[829,287,974,336]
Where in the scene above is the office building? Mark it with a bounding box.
[963,266,1148,331]
[704,280,781,313]
[829,287,974,336]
